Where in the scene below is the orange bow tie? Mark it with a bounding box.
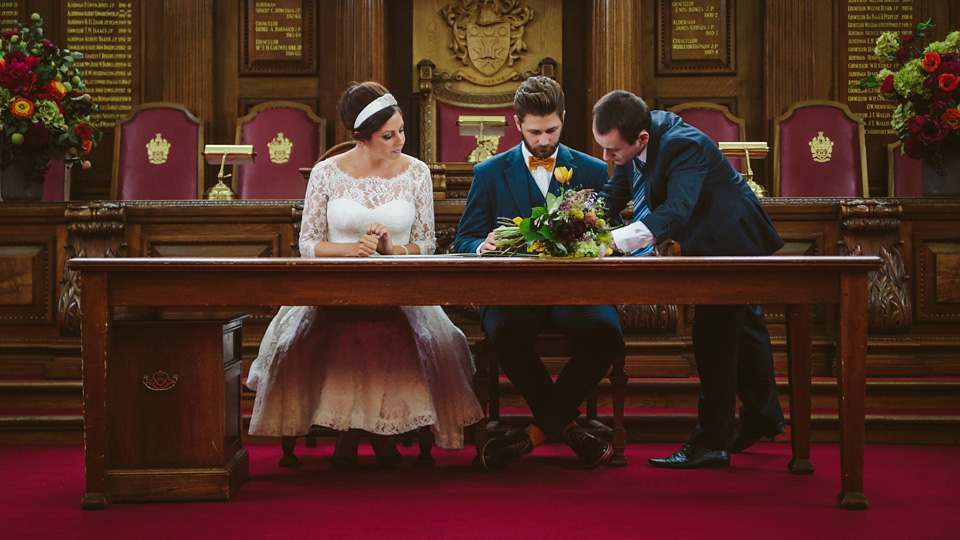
[528,156,555,172]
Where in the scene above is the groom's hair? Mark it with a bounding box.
[514,76,565,123]
[592,90,651,145]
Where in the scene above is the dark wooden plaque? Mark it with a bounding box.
[838,0,921,136]
[0,0,23,33]
[240,0,316,75]
[63,0,141,130]
[657,0,735,75]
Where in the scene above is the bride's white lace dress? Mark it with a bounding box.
[246,158,483,450]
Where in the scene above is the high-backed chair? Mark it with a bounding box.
[667,102,746,171]
[111,102,204,200]
[417,58,556,163]
[0,160,69,201]
[234,101,326,199]
[888,140,922,197]
[772,100,868,198]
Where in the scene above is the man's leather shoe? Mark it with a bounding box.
[648,444,730,469]
[563,424,613,469]
[731,421,786,454]
[479,428,534,471]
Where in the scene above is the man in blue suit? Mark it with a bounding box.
[592,90,786,469]
[454,76,622,471]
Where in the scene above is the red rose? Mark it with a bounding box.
[0,61,36,94]
[901,34,915,44]
[906,115,925,135]
[939,73,960,92]
[923,52,941,72]
[75,124,91,139]
[880,74,895,94]
[896,48,911,62]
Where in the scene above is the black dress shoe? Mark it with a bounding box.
[479,428,534,471]
[648,444,730,469]
[563,424,613,469]
[731,421,786,454]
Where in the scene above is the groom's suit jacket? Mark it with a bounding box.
[454,143,610,254]
[599,110,783,256]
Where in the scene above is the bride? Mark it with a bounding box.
[246,82,483,468]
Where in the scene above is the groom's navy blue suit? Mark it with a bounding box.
[454,144,623,440]
[600,111,785,450]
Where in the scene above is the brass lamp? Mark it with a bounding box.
[718,142,768,198]
[202,144,256,200]
[457,115,506,163]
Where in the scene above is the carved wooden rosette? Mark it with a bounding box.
[58,203,128,335]
[839,199,911,334]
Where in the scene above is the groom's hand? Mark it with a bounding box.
[479,231,497,252]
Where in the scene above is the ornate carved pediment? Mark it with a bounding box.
[440,0,534,86]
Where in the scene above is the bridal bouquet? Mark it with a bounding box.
[493,166,614,257]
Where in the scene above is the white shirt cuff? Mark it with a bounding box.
[612,221,656,253]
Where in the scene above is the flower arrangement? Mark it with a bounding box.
[0,13,98,178]
[851,20,960,162]
[492,166,615,257]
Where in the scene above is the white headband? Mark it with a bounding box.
[354,93,398,129]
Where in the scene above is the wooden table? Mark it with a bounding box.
[71,256,880,509]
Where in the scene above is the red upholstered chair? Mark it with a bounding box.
[234,101,326,199]
[772,100,869,198]
[667,102,746,171]
[0,160,69,201]
[417,58,556,163]
[888,140,923,197]
[111,102,204,200]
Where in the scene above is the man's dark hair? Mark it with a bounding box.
[592,90,651,144]
[514,76,565,123]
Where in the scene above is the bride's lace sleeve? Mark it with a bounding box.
[299,162,330,259]
[409,160,437,255]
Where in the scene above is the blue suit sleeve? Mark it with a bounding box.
[641,138,708,241]
[454,166,495,254]
[599,164,632,217]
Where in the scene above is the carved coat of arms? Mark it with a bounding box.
[440,0,534,86]
[809,131,834,163]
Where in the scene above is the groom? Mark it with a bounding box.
[454,76,622,471]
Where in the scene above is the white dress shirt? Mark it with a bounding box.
[521,145,559,198]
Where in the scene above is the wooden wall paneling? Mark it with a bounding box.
[215,0,240,152]
[162,0,214,124]
[385,0,414,161]
[590,0,643,157]
[561,0,597,154]
[334,0,386,144]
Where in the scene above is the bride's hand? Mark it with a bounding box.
[366,222,394,255]
[356,234,379,257]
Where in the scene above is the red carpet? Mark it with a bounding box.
[1,441,957,540]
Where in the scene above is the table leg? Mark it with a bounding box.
[80,272,111,510]
[786,304,814,474]
[836,272,869,510]
[609,343,628,466]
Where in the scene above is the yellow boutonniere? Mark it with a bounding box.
[553,166,573,185]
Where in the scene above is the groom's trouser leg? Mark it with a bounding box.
[483,306,556,433]
[548,305,622,438]
[690,304,745,450]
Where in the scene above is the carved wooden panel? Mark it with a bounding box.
[917,235,960,321]
[0,236,54,324]
[142,234,280,258]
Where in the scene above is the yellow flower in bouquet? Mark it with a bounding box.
[492,166,615,257]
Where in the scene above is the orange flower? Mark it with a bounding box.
[10,97,34,119]
[553,166,573,185]
[81,139,94,155]
[943,108,960,131]
[0,56,5,70]
[923,51,941,72]
[46,80,67,100]
[939,73,960,92]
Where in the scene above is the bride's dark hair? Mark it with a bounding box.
[338,81,402,141]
